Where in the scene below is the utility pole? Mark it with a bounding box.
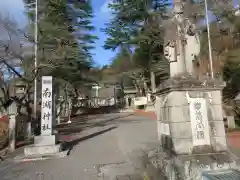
[33,0,38,132]
[173,0,187,74]
[204,0,214,79]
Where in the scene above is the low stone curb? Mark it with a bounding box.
[55,115,99,126]
[56,113,133,127]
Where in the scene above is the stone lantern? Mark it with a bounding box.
[15,83,26,96]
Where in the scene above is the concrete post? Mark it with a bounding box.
[8,101,17,152]
[56,105,61,124]
[8,77,17,152]
[67,99,71,124]
[26,121,31,139]
[26,92,32,139]
[150,71,156,93]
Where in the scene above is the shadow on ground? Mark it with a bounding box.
[55,105,125,135]
[61,126,117,156]
[72,105,123,117]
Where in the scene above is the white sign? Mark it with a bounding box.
[41,76,53,135]
[159,123,170,136]
[133,96,147,106]
[189,98,210,146]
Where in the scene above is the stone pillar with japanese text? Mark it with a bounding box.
[24,76,62,158]
[41,76,53,135]
[150,0,239,179]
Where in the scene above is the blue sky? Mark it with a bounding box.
[0,0,115,66]
[0,0,239,66]
[0,0,27,27]
[91,0,115,66]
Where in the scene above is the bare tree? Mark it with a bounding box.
[0,13,40,151]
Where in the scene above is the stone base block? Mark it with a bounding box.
[34,135,56,146]
[24,144,62,157]
[145,148,238,180]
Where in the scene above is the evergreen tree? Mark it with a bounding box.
[103,0,170,93]
[23,0,97,87]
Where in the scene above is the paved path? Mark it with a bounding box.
[1,113,240,180]
[0,114,158,180]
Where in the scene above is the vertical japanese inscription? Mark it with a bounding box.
[41,76,52,135]
[194,102,205,140]
[190,98,210,146]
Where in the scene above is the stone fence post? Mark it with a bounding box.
[8,100,17,152]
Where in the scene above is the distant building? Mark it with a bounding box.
[90,83,123,99]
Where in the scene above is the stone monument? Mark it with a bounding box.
[149,0,240,179]
[24,76,62,158]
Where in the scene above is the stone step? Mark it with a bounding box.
[14,150,68,163]
[24,144,62,157]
